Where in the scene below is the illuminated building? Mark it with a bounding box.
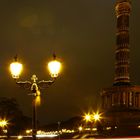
[101,0,140,135]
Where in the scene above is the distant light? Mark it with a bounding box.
[106,127,111,130]
[85,128,91,131]
[92,128,97,131]
[17,135,23,139]
[0,119,8,127]
[62,129,67,133]
[26,129,32,134]
[78,126,83,131]
[83,113,92,122]
[36,134,58,138]
[3,129,7,133]
[93,113,100,121]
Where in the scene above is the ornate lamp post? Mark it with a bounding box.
[9,55,61,140]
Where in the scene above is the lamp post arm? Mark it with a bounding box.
[16,81,32,90]
[38,80,54,89]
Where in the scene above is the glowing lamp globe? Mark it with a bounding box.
[10,61,23,79]
[48,60,61,78]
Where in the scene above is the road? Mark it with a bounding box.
[1,136,140,140]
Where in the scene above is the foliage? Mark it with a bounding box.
[0,97,32,135]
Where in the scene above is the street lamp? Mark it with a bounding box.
[93,112,101,122]
[83,113,92,122]
[9,55,61,140]
[0,119,8,128]
[83,111,102,133]
[78,126,83,132]
[0,119,8,136]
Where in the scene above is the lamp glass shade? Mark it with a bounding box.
[10,62,23,79]
[48,60,61,78]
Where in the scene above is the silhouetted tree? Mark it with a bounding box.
[0,97,32,135]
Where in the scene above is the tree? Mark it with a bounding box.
[0,97,32,135]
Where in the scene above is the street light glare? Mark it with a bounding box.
[83,113,91,122]
[48,60,61,78]
[93,112,101,121]
[0,119,8,127]
[78,126,83,131]
[10,62,23,79]
[83,111,102,122]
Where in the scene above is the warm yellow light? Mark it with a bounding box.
[83,113,91,122]
[93,113,101,121]
[18,135,23,139]
[26,130,31,134]
[3,129,7,133]
[35,90,41,106]
[10,62,23,79]
[92,128,97,131]
[0,119,8,127]
[78,126,83,131]
[106,127,111,130]
[48,60,61,78]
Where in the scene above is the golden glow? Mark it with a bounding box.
[3,129,7,133]
[106,127,111,130]
[18,135,23,139]
[48,60,61,78]
[83,111,102,122]
[61,129,74,133]
[85,128,91,131]
[26,129,32,134]
[83,113,92,122]
[10,62,23,79]
[93,112,100,121]
[78,126,83,131]
[92,128,97,131]
[35,90,41,106]
[0,119,8,128]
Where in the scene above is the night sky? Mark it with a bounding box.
[0,0,140,125]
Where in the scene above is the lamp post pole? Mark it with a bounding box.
[31,75,38,140]
[32,95,37,140]
[15,74,54,140]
